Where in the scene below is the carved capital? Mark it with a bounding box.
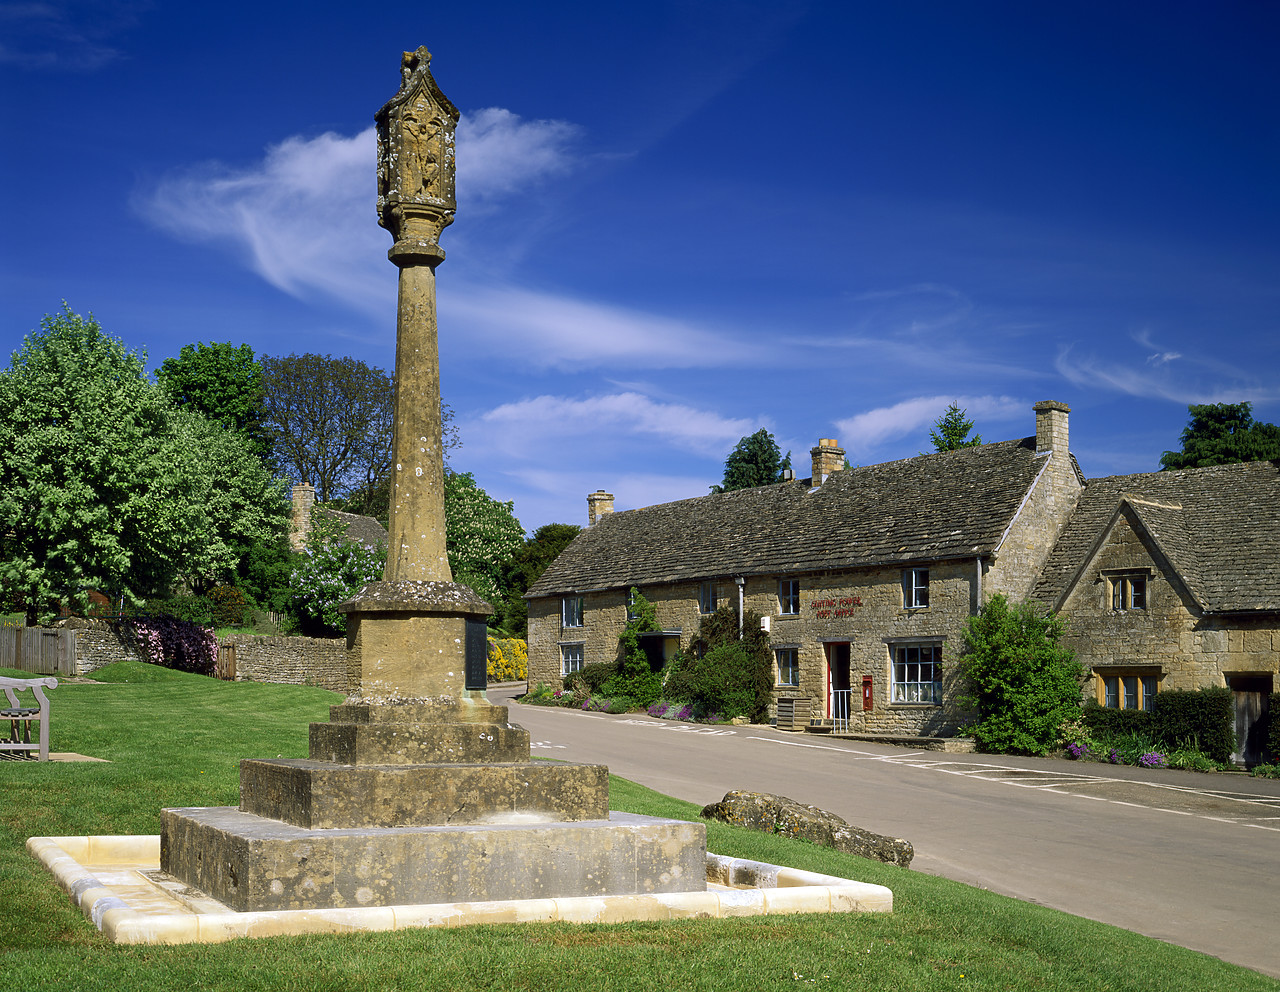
[375,45,460,249]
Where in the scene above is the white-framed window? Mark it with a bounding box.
[903,568,929,609]
[626,587,640,622]
[1099,671,1158,711]
[561,596,584,628]
[699,581,718,615]
[775,647,800,686]
[561,643,584,676]
[891,642,942,704]
[778,579,800,615]
[1109,573,1147,611]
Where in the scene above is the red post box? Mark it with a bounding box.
[862,675,873,711]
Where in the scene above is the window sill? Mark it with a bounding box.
[888,702,942,709]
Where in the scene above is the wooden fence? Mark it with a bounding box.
[0,627,77,676]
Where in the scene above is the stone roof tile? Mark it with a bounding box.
[529,437,1048,597]
[1032,460,1280,613]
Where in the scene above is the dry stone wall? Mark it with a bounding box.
[67,623,141,674]
[223,634,346,692]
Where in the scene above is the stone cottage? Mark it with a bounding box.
[1031,459,1280,763]
[528,400,1280,756]
[527,401,1082,737]
[289,483,388,551]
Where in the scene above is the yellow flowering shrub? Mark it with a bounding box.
[487,637,528,682]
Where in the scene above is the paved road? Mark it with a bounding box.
[489,685,1280,979]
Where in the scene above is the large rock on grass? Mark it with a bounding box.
[701,790,913,867]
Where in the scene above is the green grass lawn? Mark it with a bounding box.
[1,662,1274,992]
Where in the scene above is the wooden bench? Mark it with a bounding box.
[0,676,58,761]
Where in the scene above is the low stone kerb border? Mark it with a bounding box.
[28,834,893,944]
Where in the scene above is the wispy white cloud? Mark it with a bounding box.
[474,393,759,459]
[138,114,761,367]
[1133,328,1181,367]
[1055,345,1278,405]
[834,395,1026,454]
[439,283,765,370]
[138,110,580,313]
[457,108,579,208]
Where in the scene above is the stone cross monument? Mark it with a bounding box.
[157,47,705,914]
[333,46,492,703]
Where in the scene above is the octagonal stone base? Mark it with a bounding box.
[239,758,609,829]
[160,807,706,913]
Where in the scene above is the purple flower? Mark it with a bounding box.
[677,704,693,721]
[1108,748,1121,765]
[1139,751,1168,768]
[1066,742,1088,759]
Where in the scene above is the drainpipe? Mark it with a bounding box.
[735,576,745,637]
[974,556,983,614]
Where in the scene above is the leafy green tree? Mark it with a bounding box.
[444,470,525,607]
[929,403,982,451]
[171,407,290,593]
[156,341,271,462]
[959,594,1084,755]
[711,429,792,493]
[493,522,582,637]
[260,353,393,504]
[0,306,284,624]
[602,588,664,707]
[1159,402,1280,470]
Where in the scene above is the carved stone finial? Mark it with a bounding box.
[375,44,460,266]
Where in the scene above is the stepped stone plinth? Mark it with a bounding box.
[158,45,706,917]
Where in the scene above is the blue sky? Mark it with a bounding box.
[3,1,1278,532]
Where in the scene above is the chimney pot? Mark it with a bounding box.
[290,483,317,551]
[1033,401,1070,455]
[587,489,615,527]
[809,438,845,487]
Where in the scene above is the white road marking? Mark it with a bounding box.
[745,735,1280,830]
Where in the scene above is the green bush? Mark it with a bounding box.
[600,589,663,708]
[142,595,213,626]
[1168,746,1224,772]
[1152,687,1234,764]
[1082,702,1154,740]
[959,594,1085,755]
[564,661,618,696]
[1084,688,1236,766]
[661,607,773,723]
[207,585,251,628]
[1251,763,1280,779]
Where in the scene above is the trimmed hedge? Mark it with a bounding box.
[1082,704,1153,739]
[1155,687,1234,763]
[1084,687,1235,764]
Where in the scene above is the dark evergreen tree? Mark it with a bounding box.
[711,429,792,493]
[1159,402,1280,470]
[929,403,982,452]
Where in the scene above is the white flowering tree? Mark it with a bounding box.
[444,470,524,608]
[290,514,384,636]
[0,306,287,624]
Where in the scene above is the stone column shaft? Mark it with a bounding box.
[385,259,451,583]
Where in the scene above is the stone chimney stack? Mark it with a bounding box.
[809,439,845,487]
[1034,401,1070,455]
[290,482,316,551]
[588,490,615,526]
